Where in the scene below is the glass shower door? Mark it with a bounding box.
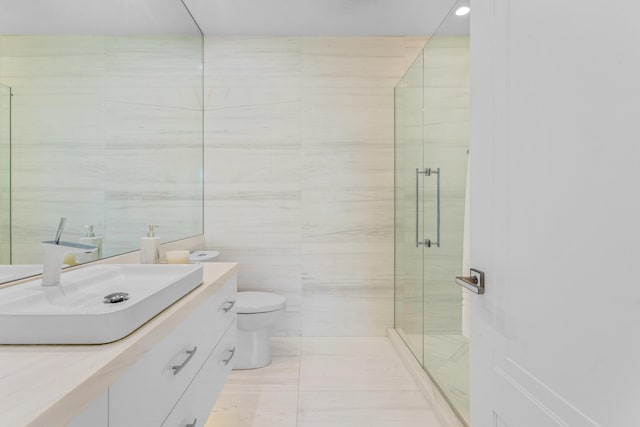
[394,1,471,424]
[394,51,425,362]
[422,32,470,423]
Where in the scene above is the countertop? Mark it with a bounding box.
[0,262,238,427]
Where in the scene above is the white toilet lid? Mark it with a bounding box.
[235,291,286,314]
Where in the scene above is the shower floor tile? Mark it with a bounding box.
[206,337,449,427]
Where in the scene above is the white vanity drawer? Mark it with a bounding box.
[66,391,108,427]
[109,276,236,427]
[161,320,237,427]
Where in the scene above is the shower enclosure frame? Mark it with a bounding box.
[393,1,471,424]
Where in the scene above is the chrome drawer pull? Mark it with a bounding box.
[185,418,197,427]
[222,347,236,365]
[172,346,197,375]
[220,299,236,312]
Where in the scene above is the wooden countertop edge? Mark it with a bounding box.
[7,262,238,427]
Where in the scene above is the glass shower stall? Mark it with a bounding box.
[394,3,470,424]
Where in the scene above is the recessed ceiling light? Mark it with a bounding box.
[455,6,470,16]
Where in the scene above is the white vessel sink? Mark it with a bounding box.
[0,265,45,284]
[0,264,203,344]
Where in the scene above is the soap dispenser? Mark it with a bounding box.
[140,224,160,264]
[78,225,103,262]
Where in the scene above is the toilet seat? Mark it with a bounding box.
[236,291,286,314]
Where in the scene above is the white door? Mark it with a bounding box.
[470,1,640,426]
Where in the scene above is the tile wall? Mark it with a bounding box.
[204,37,427,336]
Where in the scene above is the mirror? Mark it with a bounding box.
[0,83,9,265]
[0,0,203,283]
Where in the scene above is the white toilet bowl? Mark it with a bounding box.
[234,291,286,370]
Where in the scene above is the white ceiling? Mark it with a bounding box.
[0,0,461,36]
[0,0,199,35]
[184,0,457,36]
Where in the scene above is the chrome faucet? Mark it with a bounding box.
[41,217,96,286]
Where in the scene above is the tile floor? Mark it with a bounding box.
[205,337,448,427]
[397,331,470,424]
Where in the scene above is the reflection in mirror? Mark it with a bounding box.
[0,0,203,283]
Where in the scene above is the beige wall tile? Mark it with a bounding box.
[204,36,427,336]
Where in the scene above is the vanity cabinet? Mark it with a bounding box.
[160,323,236,427]
[0,263,240,427]
[67,275,237,427]
[109,276,236,427]
[67,392,108,427]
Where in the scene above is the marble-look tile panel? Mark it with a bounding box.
[301,247,392,287]
[106,87,202,111]
[9,89,106,142]
[301,89,394,142]
[301,336,398,357]
[206,196,301,248]
[301,289,393,337]
[204,147,302,195]
[302,37,410,88]
[301,194,393,245]
[302,37,407,58]
[299,337,419,391]
[206,391,298,427]
[423,45,470,89]
[271,336,302,357]
[222,355,301,393]
[206,337,450,427]
[204,37,427,337]
[0,36,106,89]
[297,391,442,427]
[204,37,302,89]
[424,87,470,126]
[301,156,393,207]
[105,36,202,91]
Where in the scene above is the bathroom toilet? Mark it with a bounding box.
[234,291,286,370]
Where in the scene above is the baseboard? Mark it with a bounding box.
[387,328,467,427]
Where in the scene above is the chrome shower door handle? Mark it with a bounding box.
[434,167,441,248]
[415,168,421,247]
[416,168,431,247]
[416,168,440,248]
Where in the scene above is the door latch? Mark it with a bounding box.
[455,268,485,294]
